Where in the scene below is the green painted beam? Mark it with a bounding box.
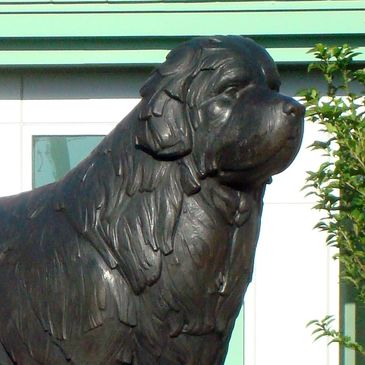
[0,1,363,12]
[0,10,363,38]
[0,49,168,66]
[269,47,365,63]
[0,0,363,67]
[0,46,364,67]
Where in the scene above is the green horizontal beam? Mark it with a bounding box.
[269,47,365,63]
[0,49,167,66]
[0,10,363,38]
[0,1,363,12]
[0,47,364,67]
[0,1,363,67]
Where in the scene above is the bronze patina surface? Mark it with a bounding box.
[0,36,304,365]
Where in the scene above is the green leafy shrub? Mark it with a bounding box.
[299,44,365,353]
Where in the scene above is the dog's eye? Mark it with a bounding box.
[269,82,281,92]
[222,85,240,98]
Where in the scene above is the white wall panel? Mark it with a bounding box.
[0,123,22,197]
[0,74,22,197]
[0,74,21,124]
[244,122,339,365]
[253,205,334,365]
[22,99,139,124]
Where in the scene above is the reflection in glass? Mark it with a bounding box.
[32,135,103,188]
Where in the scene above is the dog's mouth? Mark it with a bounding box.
[218,133,302,188]
[260,134,302,171]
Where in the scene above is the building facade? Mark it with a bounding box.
[0,1,364,364]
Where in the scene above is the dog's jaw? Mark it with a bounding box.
[217,132,303,189]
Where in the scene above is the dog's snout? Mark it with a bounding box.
[283,100,305,118]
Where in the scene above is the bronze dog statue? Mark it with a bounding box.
[0,36,304,365]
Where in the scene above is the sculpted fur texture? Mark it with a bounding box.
[0,36,304,365]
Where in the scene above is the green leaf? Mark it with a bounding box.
[314,333,328,341]
[306,320,319,327]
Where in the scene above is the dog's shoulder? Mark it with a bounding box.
[0,184,57,247]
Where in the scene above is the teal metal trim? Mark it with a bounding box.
[0,1,363,12]
[0,10,364,38]
[0,1,363,67]
[0,46,364,67]
[0,49,169,66]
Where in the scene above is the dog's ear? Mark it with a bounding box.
[136,94,193,159]
[136,45,201,159]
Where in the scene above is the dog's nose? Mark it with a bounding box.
[283,100,305,118]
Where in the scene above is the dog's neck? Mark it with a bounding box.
[197,178,266,228]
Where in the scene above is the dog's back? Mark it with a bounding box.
[0,185,55,247]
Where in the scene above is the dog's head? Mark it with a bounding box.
[136,36,304,191]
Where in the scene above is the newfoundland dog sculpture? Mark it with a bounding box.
[0,36,304,365]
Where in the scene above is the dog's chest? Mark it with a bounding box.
[168,184,263,321]
[178,184,260,258]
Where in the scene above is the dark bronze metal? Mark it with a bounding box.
[0,36,304,365]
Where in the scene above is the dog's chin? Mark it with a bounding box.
[217,137,302,189]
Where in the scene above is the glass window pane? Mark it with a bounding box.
[225,306,244,365]
[32,135,103,188]
[341,281,365,365]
